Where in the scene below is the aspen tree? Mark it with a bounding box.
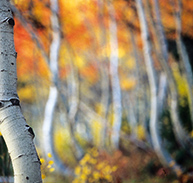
[136,0,183,176]
[108,1,122,149]
[0,0,42,182]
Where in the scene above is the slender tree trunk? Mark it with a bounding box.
[42,0,61,170]
[136,0,159,155]
[67,60,84,160]
[174,0,193,127]
[108,1,122,149]
[0,0,42,182]
[129,29,151,143]
[152,0,193,148]
[136,0,183,176]
[97,0,110,148]
[122,91,137,137]
[42,0,72,175]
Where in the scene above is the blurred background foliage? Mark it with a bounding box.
[0,0,193,182]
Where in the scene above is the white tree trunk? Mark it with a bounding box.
[136,0,159,155]
[42,0,73,175]
[174,0,193,126]
[136,0,183,176]
[97,0,110,148]
[0,0,42,182]
[108,2,122,149]
[152,0,193,148]
[129,29,152,144]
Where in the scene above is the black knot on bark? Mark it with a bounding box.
[7,18,15,26]
[25,125,35,139]
[0,102,4,108]
[10,98,20,106]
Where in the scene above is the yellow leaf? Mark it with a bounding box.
[82,166,91,175]
[103,165,111,174]
[135,125,145,140]
[95,103,105,116]
[42,174,46,179]
[75,56,86,69]
[40,158,45,164]
[91,120,102,147]
[112,166,117,172]
[118,47,126,58]
[96,162,105,170]
[191,130,193,138]
[172,63,188,97]
[88,177,95,183]
[49,168,55,172]
[90,158,97,165]
[93,171,100,180]
[18,85,36,103]
[75,166,81,175]
[104,174,113,182]
[48,160,54,165]
[120,78,136,90]
[80,158,87,166]
[47,153,52,158]
[126,58,136,69]
[80,173,87,180]
[92,150,99,158]
[47,164,51,168]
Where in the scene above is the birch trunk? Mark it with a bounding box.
[108,2,122,149]
[136,0,159,155]
[97,0,110,148]
[42,0,61,171]
[0,0,42,182]
[136,0,183,176]
[129,29,151,143]
[67,63,84,160]
[174,0,193,127]
[152,0,193,148]
[42,0,72,175]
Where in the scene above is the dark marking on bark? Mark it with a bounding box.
[37,156,42,165]
[1,69,6,72]
[26,125,35,139]
[11,63,14,65]
[7,18,15,26]
[0,102,4,108]
[10,98,20,106]
[26,176,29,180]
[18,154,24,158]
[28,127,35,138]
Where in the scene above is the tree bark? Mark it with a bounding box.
[0,0,42,182]
[42,0,73,175]
[108,1,122,149]
[174,0,193,127]
[152,0,193,148]
[136,0,183,176]
[97,0,110,148]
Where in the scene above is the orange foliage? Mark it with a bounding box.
[80,63,99,83]
[13,0,193,88]
[14,19,35,77]
[15,18,49,79]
